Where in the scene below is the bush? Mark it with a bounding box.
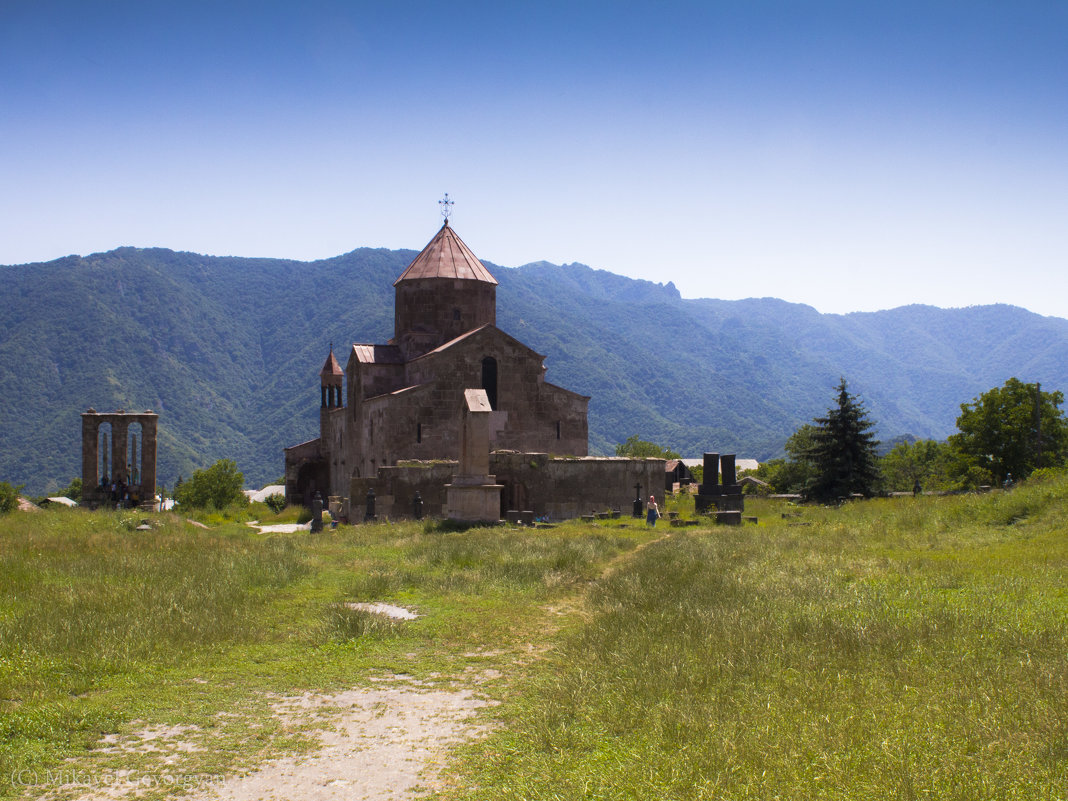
[1024,466,1067,484]
[264,493,287,514]
[0,481,19,514]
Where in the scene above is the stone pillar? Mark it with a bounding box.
[703,453,720,488]
[112,420,128,483]
[721,454,737,487]
[460,391,491,479]
[140,414,158,502]
[81,413,99,492]
[696,451,721,514]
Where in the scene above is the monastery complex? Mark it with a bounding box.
[283,209,664,521]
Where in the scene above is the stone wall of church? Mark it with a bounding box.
[353,384,456,479]
[347,359,404,408]
[404,327,588,458]
[320,407,348,499]
[395,279,496,358]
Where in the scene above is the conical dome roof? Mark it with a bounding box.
[319,347,343,377]
[393,221,497,286]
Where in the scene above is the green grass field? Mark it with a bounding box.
[2,476,1067,799]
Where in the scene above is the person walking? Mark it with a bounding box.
[646,495,661,527]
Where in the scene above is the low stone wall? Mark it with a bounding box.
[350,462,454,522]
[493,453,664,521]
[347,454,666,522]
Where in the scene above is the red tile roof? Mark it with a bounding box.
[351,344,404,365]
[319,348,344,376]
[393,221,497,286]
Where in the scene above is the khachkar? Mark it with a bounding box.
[445,389,503,523]
[694,452,744,524]
[81,409,158,509]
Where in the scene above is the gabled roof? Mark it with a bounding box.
[320,348,343,377]
[393,221,498,286]
[351,344,404,365]
[408,324,543,363]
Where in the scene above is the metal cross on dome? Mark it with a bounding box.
[439,193,454,222]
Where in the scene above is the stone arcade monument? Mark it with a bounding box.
[81,409,158,508]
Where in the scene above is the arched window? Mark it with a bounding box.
[481,357,498,410]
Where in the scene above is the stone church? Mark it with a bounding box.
[284,215,592,510]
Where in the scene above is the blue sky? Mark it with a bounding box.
[3,1,1067,316]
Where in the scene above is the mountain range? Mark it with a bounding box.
[3,245,1067,495]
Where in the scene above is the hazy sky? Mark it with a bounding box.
[3,1,1067,316]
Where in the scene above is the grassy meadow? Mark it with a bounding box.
[2,477,1067,799]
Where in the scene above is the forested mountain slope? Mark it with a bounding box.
[3,247,1066,493]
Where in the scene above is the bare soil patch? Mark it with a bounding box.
[192,680,496,801]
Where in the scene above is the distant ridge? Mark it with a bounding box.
[3,246,1067,494]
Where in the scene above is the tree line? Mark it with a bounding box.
[752,377,1068,501]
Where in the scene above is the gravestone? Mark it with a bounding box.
[311,492,324,532]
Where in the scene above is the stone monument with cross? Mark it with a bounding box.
[444,388,503,523]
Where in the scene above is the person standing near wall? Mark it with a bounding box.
[646,495,661,527]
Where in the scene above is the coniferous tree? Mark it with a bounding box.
[804,379,880,503]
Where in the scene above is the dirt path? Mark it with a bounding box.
[189,680,496,801]
[190,532,674,799]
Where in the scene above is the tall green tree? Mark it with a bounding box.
[804,379,880,503]
[173,459,247,510]
[949,378,1068,484]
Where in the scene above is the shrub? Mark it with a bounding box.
[264,493,287,514]
[0,481,18,514]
